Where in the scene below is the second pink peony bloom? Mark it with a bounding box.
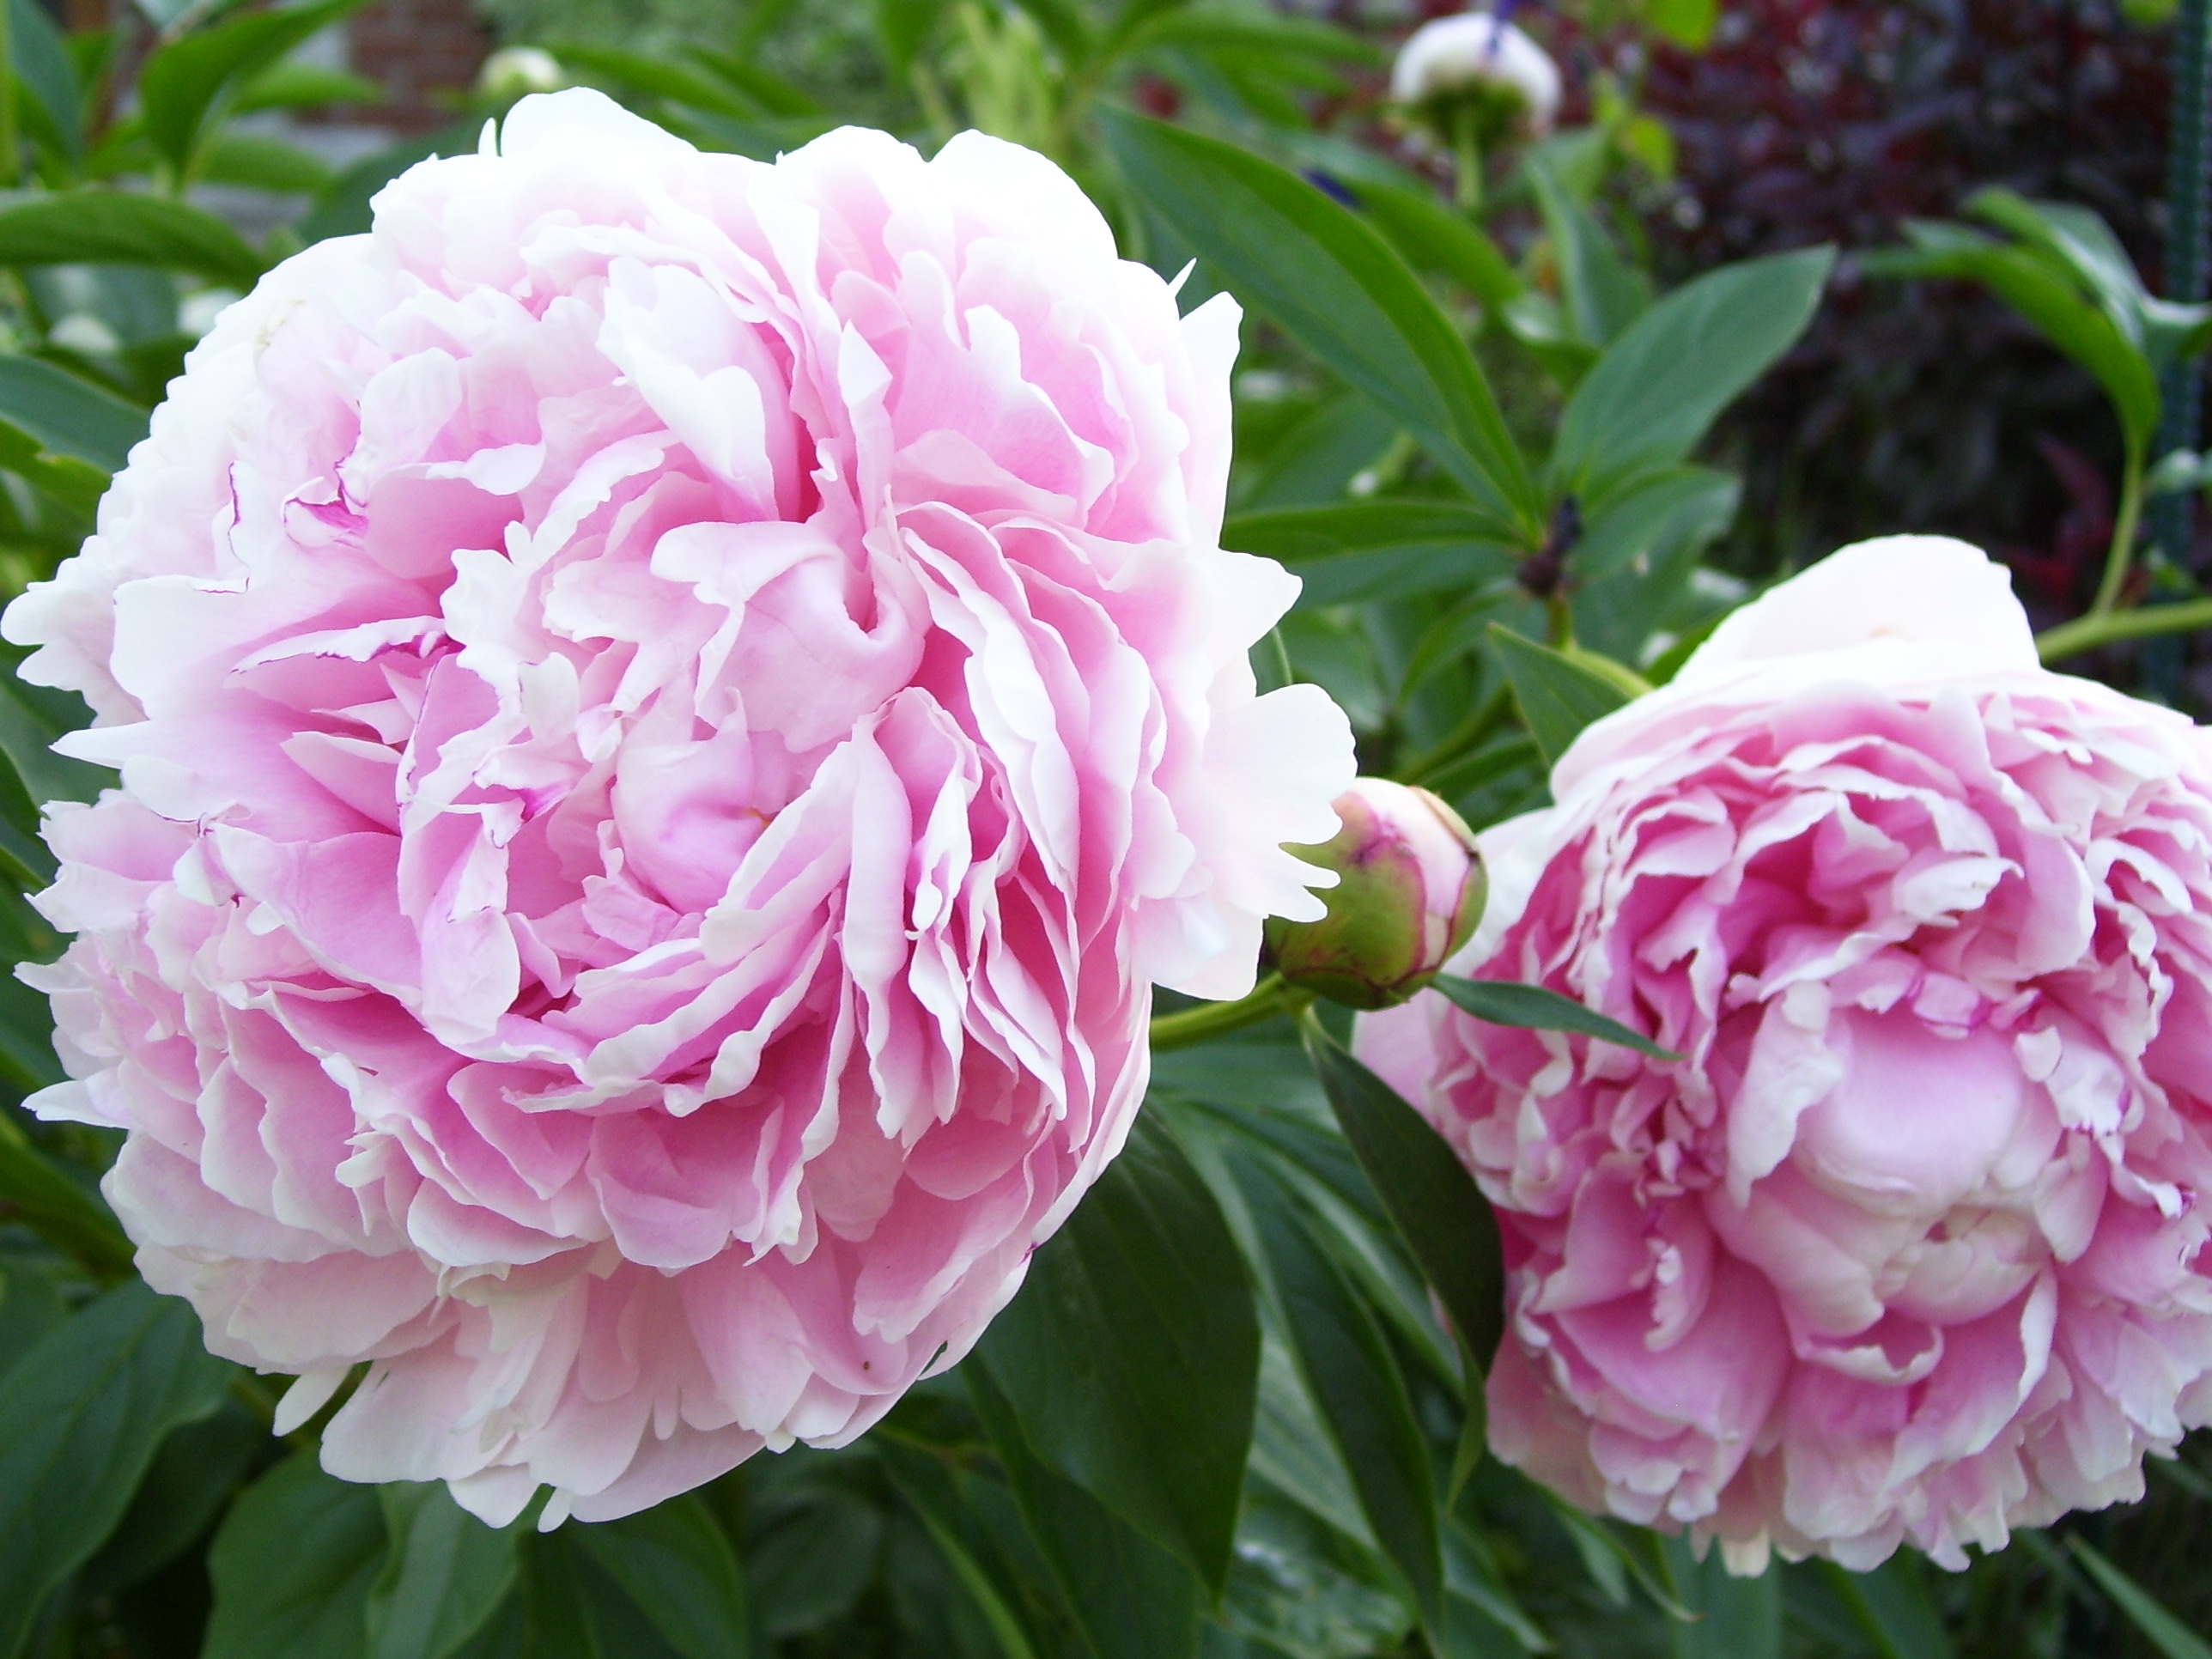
[6,92,1355,1522]
[1361,537,2212,1570]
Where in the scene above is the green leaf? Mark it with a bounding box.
[1297,1011,1503,1374]
[1529,154,1651,349]
[0,1279,234,1656]
[0,1112,135,1278]
[1224,500,1516,607]
[554,43,750,116]
[137,0,365,177]
[1486,623,1631,769]
[1236,395,1398,514]
[1122,9,1378,67]
[975,1110,1256,1595]
[868,0,946,75]
[1646,0,1718,48]
[0,416,109,518]
[1552,246,1834,504]
[1101,110,1539,538]
[879,1440,1045,1659]
[0,192,266,289]
[0,354,146,473]
[686,45,824,115]
[1867,225,2159,456]
[197,130,334,193]
[1571,465,1741,581]
[232,60,385,114]
[367,1484,522,1659]
[1820,1555,1956,1659]
[81,1396,268,1599]
[2070,1538,2212,1659]
[1663,1537,1780,1659]
[0,665,112,809]
[1432,975,1677,1060]
[568,1496,749,1659]
[9,0,82,167]
[205,1449,388,1659]
[1352,179,1522,311]
[1234,1154,1444,1634]
[967,1364,1203,1659]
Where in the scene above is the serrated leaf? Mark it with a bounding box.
[975,1110,1256,1595]
[1297,1012,1503,1374]
[967,1364,1203,1659]
[0,192,266,289]
[568,1497,748,1659]
[1432,975,1677,1060]
[206,1449,387,1659]
[1486,624,1631,769]
[367,1484,522,1659]
[1553,246,1833,505]
[1102,110,1539,538]
[0,1279,235,1656]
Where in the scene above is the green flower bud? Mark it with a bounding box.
[1265,778,1486,1012]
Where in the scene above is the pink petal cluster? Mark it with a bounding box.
[8,92,1352,1523]
[1360,537,2212,1570]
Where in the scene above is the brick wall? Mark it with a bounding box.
[344,0,492,132]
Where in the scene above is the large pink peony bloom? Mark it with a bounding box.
[8,91,1353,1523]
[1360,537,2212,1570]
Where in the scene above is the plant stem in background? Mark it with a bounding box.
[2155,0,2212,568]
[1148,974,1313,1051]
[2093,446,2149,615]
[2038,593,2212,662]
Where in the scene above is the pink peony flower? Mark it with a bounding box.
[1358,537,2212,1571]
[7,91,1353,1523]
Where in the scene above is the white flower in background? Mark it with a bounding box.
[1392,9,1563,136]
[476,46,566,101]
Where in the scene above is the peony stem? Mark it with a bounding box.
[2036,594,2212,663]
[1148,973,1313,1051]
[2090,447,2148,617]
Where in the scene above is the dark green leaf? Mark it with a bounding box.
[0,354,146,473]
[1821,1555,1956,1659]
[206,1449,388,1659]
[1663,1538,1780,1659]
[1224,500,1516,607]
[1235,395,1399,514]
[554,43,750,116]
[9,0,82,167]
[1867,226,2158,455]
[568,1496,748,1659]
[137,0,364,176]
[0,1260,64,1378]
[0,665,112,810]
[1486,623,1630,769]
[975,1111,1256,1594]
[745,1487,881,1638]
[1297,1012,1503,1374]
[1123,10,1378,66]
[1552,246,1833,505]
[1234,1154,1444,1633]
[0,1279,234,1656]
[0,192,265,289]
[868,0,946,74]
[232,60,386,113]
[367,1484,522,1659]
[878,1440,1046,1659]
[0,1112,135,1278]
[1571,465,1741,581]
[686,46,824,115]
[1353,179,1522,311]
[1529,155,1651,349]
[1432,975,1676,1060]
[1102,110,1538,538]
[968,1364,1203,1659]
[0,415,108,519]
[2069,1538,2212,1659]
[81,1396,267,1599]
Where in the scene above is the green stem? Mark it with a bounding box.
[2090,446,2147,617]
[1453,112,1483,214]
[1148,973,1312,1052]
[2036,595,2212,662]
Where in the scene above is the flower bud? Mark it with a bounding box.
[1266,779,1486,1011]
[477,46,566,104]
[1392,11,1563,141]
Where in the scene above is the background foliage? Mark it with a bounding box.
[2,1,2211,1656]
